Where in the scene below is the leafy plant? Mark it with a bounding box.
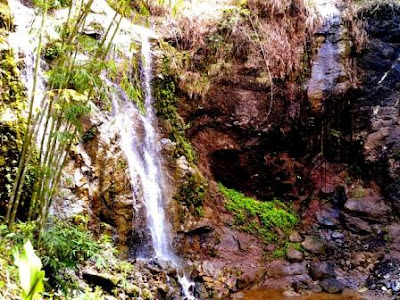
[44,40,63,60]
[13,241,45,300]
[76,287,105,300]
[40,218,102,270]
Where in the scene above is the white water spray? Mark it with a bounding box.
[7,0,46,111]
[111,33,195,299]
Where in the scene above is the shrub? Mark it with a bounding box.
[40,218,102,270]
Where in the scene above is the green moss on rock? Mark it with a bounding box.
[175,171,206,217]
[154,59,208,217]
[0,1,12,33]
[154,73,195,162]
[219,183,298,243]
[0,49,36,218]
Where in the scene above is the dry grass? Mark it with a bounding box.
[156,0,322,100]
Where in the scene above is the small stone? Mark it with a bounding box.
[289,231,302,243]
[267,261,307,278]
[283,290,300,297]
[286,248,304,262]
[118,293,127,300]
[167,267,178,278]
[331,231,344,240]
[266,244,276,251]
[158,283,169,294]
[302,235,326,254]
[203,276,214,283]
[125,284,140,296]
[226,276,237,291]
[316,209,340,228]
[231,292,244,299]
[392,281,400,292]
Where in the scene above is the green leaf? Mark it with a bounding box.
[13,241,45,300]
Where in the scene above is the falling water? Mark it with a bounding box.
[111,33,195,299]
[7,0,46,111]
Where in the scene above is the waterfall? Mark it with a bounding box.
[111,33,195,299]
[7,0,46,111]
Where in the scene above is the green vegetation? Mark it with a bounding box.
[43,40,63,60]
[0,1,12,34]
[13,241,45,300]
[154,72,195,162]
[175,171,206,217]
[154,63,207,217]
[0,217,119,298]
[0,48,37,220]
[5,0,136,239]
[272,242,302,259]
[219,183,298,243]
[40,218,105,270]
[34,0,71,9]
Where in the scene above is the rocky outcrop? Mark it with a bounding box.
[354,6,400,216]
[51,108,137,254]
[307,0,353,112]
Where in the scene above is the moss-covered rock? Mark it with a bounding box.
[0,48,35,218]
[154,66,207,217]
[219,183,298,243]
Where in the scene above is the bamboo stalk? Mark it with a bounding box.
[6,3,48,226]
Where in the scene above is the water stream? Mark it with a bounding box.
[8,0,195,297]
[7,0,46,111]
[111,34,195,299]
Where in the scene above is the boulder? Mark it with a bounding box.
[82,268,119,292]
[289,231,303,243]
[321,278,344,294]
[301,235,326,254]
[286,248,304,262]
[309,261,335,280]
[344,189,391,221]
[267,261,307,278]
[388,182,400,215]
[342,212,372,234]
[316,209,340,228]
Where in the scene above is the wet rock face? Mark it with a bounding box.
[51,112,137,255]
[354,7,400,212]
[307,0,352,113]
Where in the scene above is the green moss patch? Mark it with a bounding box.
[174,171,206,217]
[0,49,36,216]
[219,183,298,243]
